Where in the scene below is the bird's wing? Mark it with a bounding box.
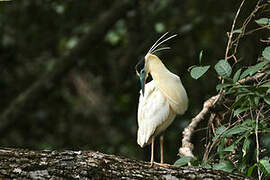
[137,81,174,147]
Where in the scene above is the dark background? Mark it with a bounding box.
[0,0,268,164]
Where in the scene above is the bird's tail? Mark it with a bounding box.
[137,128,152,148]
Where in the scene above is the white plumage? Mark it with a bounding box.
[135,33,188,166]
[137,80,176,147]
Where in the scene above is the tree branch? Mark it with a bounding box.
[0,148,253,179]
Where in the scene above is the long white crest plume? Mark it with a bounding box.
[147,32,177,55]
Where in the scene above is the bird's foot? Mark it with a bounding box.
[156,162,171,167]
[149,162,170,167]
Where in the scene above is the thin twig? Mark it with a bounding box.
[230,1,265,59]
[225,0,246,61]
[203,113,216,161]
[255,106,264,180]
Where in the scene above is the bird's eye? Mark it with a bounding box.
[140,69,145,74]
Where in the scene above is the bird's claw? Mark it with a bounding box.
[149,162,170,167]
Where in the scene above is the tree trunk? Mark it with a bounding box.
[0,148,253,179]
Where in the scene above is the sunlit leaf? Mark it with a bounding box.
[232,29,242,34]
[190,66,210,79]
[224,125,248,136]
[233,68,242,83]
[239,61,269,80]
[234,106,249,117]
[263,46,270,61]
[174,156,195,166]
[260,81,270,88]
[215,59,232,78]
[106,31,120,45]
[258,159,270,175]
[255,18,270,26]
[247,164,257,177]
[216,83,232,91]
[66,37,79,49]
[240,61,269,79]
[155,23,165,33]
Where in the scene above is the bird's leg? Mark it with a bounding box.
[150,136,155,167]
[160,135,164,164]
[156,135,170,167]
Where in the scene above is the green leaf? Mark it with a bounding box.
[216,83,232,91]
[199,50,203,64]
[242,137,252,157]
[233,68,242,83]
[240,61,269,80]
[174,156,195,166]
[258,159,270,175]
[264,96,270,105]
[239,70,251,80]
[265,69,270,74]
[260,81,270,88]
[267,88,270,94]
[255,18,270,26]
[155,23,165,33]
[216,126,227,135]
[230,96,246,109]
[247,164,257,177]
[190,66,210,80]
[254,96,260,106]
[200,163,212,169]
[224,125,248,137]
[234,106,249,117]
[263,46,270,61]
[106,31,120,45]
[215,59,232,78]
[232,29,242,34]
[213,161,235,173]
[223,144,235,152]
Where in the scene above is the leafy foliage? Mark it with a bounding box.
[180,4,270,178]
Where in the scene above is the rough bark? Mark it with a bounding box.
[0,148,253,179]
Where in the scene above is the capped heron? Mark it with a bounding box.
[135,32,188,166]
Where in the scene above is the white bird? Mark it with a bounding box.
[135,32,188,166]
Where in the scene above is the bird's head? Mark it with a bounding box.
[135,56,148,96]
[135,32,177,96]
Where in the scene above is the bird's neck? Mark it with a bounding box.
[147,54,188,114]
[147,54,171,82]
